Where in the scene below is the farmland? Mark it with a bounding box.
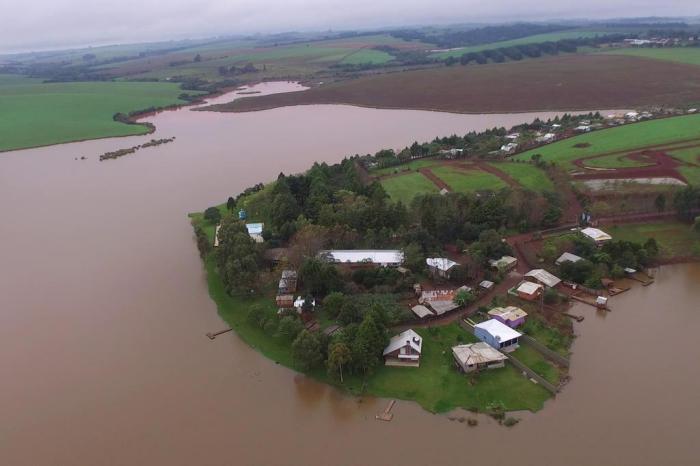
[515,114,700,169]
[216,54,700,114]
[0,75,195,152]
[488,162,555,192]
[431,29,613,59]
[380,171,439,203]
[430,166,506,193]
[603,47,700,67]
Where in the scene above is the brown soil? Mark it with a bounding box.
[210,55,700,114]
[573,150,688,182]
[419,167,450,190]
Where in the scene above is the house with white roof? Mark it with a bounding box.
[426,257,460,279]
[245,223,264,243]
[383,329,423,367]
[214,224,221,247]
[319,250,404,267]
[516,281,543,301]
[581,227,612,245]
[555,252,584,266]
[500,142,519,154]
[524,269,561,288]
[489,255,518,272]
[474,319,521,352]
[452,342,508,373]
[293,296,315,314]
[536,133,556,143]
[574,125,592,133]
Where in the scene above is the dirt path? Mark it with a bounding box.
[419,167,451,191]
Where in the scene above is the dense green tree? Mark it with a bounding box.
[327,342,352,382]
[204,207,221,224]
[352,314,386,374]
[215,217,260,294]
[322,292,346,319]
[291,330,323,371]
[277,315,304,341]
[299,257,342,296]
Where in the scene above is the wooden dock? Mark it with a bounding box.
[376,400,396,422]
[206,328,233,340]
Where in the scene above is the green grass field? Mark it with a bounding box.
[488,162,555,191]
[608,222,700,258]
[515,114,700,169]
[580,153,654,169]
[511,345,560,385]
[339,48,395,65]
[603,47,700,67]
[431,166,507,193]
[190,212,552,413]
[432,30,611,59]
[371,159,439,176]
[380,171,439,203]
[667,147,700,165]
[0,75,194,152]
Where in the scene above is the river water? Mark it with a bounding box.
[1,82,698,465]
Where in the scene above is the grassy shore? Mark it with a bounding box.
[608,222,700,258]
[0,75,195,152]
[190,212,553,413]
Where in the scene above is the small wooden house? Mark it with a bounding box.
[452,342,508,373]
[516,281,543,301]
[383,329,423,367]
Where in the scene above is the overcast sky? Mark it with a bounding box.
[1,0,698,54]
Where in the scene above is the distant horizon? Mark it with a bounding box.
[1,0,698,55]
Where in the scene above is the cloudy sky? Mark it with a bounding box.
[1,0,698,53]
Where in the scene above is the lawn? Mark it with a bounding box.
[190,212,552,413]
[488,162,554,191]
[431,166,507,193]
[431,30,613,59]
[667,147,700,165]
[581,153,655,169]
[603,47,700,67]
[339,48,395,65]
[608,221,700,258]
[380,171,439,203]
[371,158,439,176]
[511,345,560,385]
[520,317,572,356]
[678,166,700,186]
[515,114,700,169]
[0,75,195,152]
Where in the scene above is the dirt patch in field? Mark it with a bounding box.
[209,55,700,113]
[419,168,450,191]
[574,150,686,182]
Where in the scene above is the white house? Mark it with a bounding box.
[452,342,508,373]
[524,269,561,288]
[536,133,556,143]
[555,252,584,266]
[319,250,404,267]
[426,257,460,278]
[245,223,264,243]
[500,142,519,154]
[293,296,315,313]
[581,227,612,245]
[574,125,592,133]
[383,329,423,367]
[214,224,221,247]
[474,319,522,352]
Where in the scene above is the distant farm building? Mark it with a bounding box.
[419,289,460,315]
[516,281,543,301]
[452,342,508,373]
[536,133,556,143]
[278,270,297,294]
[555,252,584,266]
[581,227,612,245]
[474,319,522,352]
[383,329,423,367]
[489,255,518,272]
[411,304,434,320]
[426,257,460,279]
[245,223,264,243]
[214,224,221,247]
[293,296,315,314]
[479,280,495,292]
[574,125,592,133]
[319,249,404,267]
[487,306,528,328]
[500,142,519,154]
[524,269,561,288]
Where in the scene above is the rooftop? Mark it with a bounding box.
[246,223,264,235]
[452,342,508,366]
[475,319,522,342]
[525,269,561,288]
[556,252,583,265]
[488,306,528,321]
[383,329,423,356]
[319,249,404,265]
[517,281,543,295]
[581,227,612,243]
[426,257,459,272]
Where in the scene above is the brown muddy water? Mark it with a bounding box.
[1,82,698,465]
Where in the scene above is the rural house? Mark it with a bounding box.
[452,342,508,373]
[245,223,264,243]
[487,306,528,328]
[319,249,404,267]
[474,319,521,352]
[524,269,561,288]
[489,255,518,272]
[419,289,460,315]
[383,329,423,367]
[555,252,583,266]
[293,296,315,314]
[516,281,543,301]
[581,227,612,246]
[426,257,460,279]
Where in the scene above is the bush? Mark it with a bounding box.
[204,206,222,224]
